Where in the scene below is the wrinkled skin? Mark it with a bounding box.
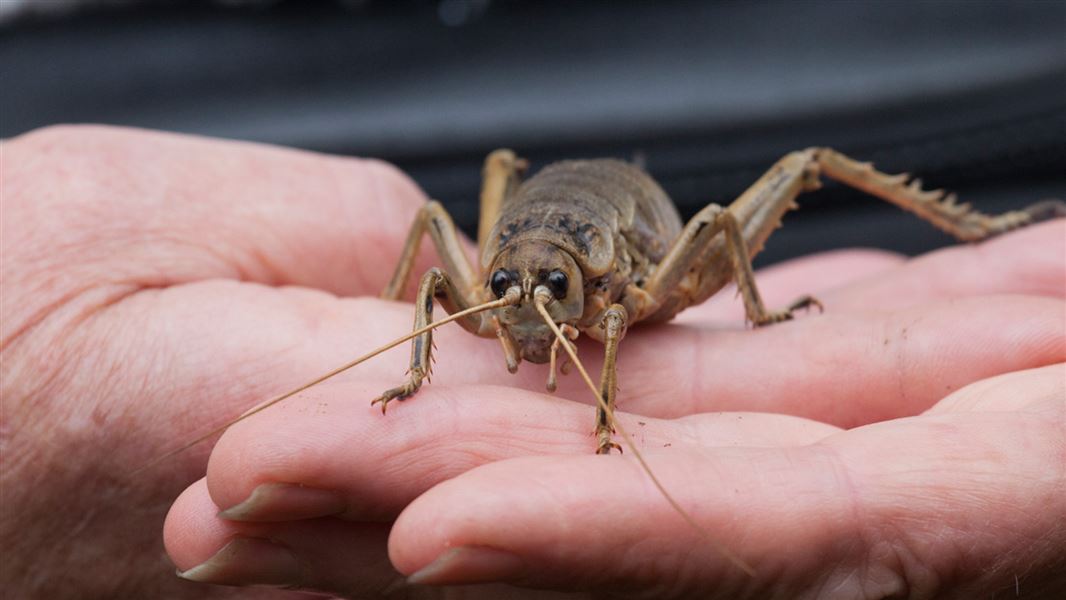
[1,126,1064,599]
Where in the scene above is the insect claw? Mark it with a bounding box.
[371,396,389,414]
[789,294,823,315]
[596,440,623,455]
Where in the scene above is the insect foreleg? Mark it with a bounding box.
[383,147,527,302]
[381,201,478,302]
[383,150,529,372]
[595,304,627,455]
[373,267,495,412]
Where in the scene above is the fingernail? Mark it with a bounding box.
[218,483,346,522]
[177,537,301,587]
[406,546,525,586]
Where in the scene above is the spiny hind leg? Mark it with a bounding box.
[373,267,490,413]
[812,148,1063,241]
[595,305,627,454]
[643,146,1062,325]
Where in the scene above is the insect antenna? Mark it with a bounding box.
[134,292,519,474]
[533,292,755,576]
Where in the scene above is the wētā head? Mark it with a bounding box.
[485,239,584,364]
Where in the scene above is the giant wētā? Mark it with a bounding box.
[158,146,1063,460]
[368,147,1061,454]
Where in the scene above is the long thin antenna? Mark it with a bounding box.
[534,294,755,576]
[135,294,517,474]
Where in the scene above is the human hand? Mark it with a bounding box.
[153,133,1065,597]
[0,125,445,599]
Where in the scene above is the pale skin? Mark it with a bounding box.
[1,125,1063,599]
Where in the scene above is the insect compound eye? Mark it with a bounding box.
[546,270,569,299]
[490,269,513,298]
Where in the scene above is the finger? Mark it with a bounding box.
[165,479,402,597]
[124,281,1056,443]
[112,273,834,516]
[4,125,445,304]
[823,218,1066,309]
[117,280,1059,475]
[165,480,583,600]
[386,365,1066,597]
[196,381,838,523]
[214,287,1060,427]
[925,355,1066,414]
[682,219,1065,324]
[165,387,836,596]
[608,294,1065,422]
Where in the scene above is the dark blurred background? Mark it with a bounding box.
[3,0,1064,265]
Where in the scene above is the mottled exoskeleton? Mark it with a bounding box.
[378,148,1062,453]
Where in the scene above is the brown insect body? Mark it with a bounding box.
[483,159,681,360]
[375,147,1057,453]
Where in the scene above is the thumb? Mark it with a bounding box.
[4,125,436,312]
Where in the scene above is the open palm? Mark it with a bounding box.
[3,127,1061,599]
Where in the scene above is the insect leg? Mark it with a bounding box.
[596,304,627,454]
[477,149,528,250]
[373,267,493,412]
[383,149,526,302]
[479,149,528,371]
[641,201,812,326]
[719,147,1062,265]
[381,201,479,302]
[641,147,1063,325]
[811,148,1063,241]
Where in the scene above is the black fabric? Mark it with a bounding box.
[3,0,1063,264]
